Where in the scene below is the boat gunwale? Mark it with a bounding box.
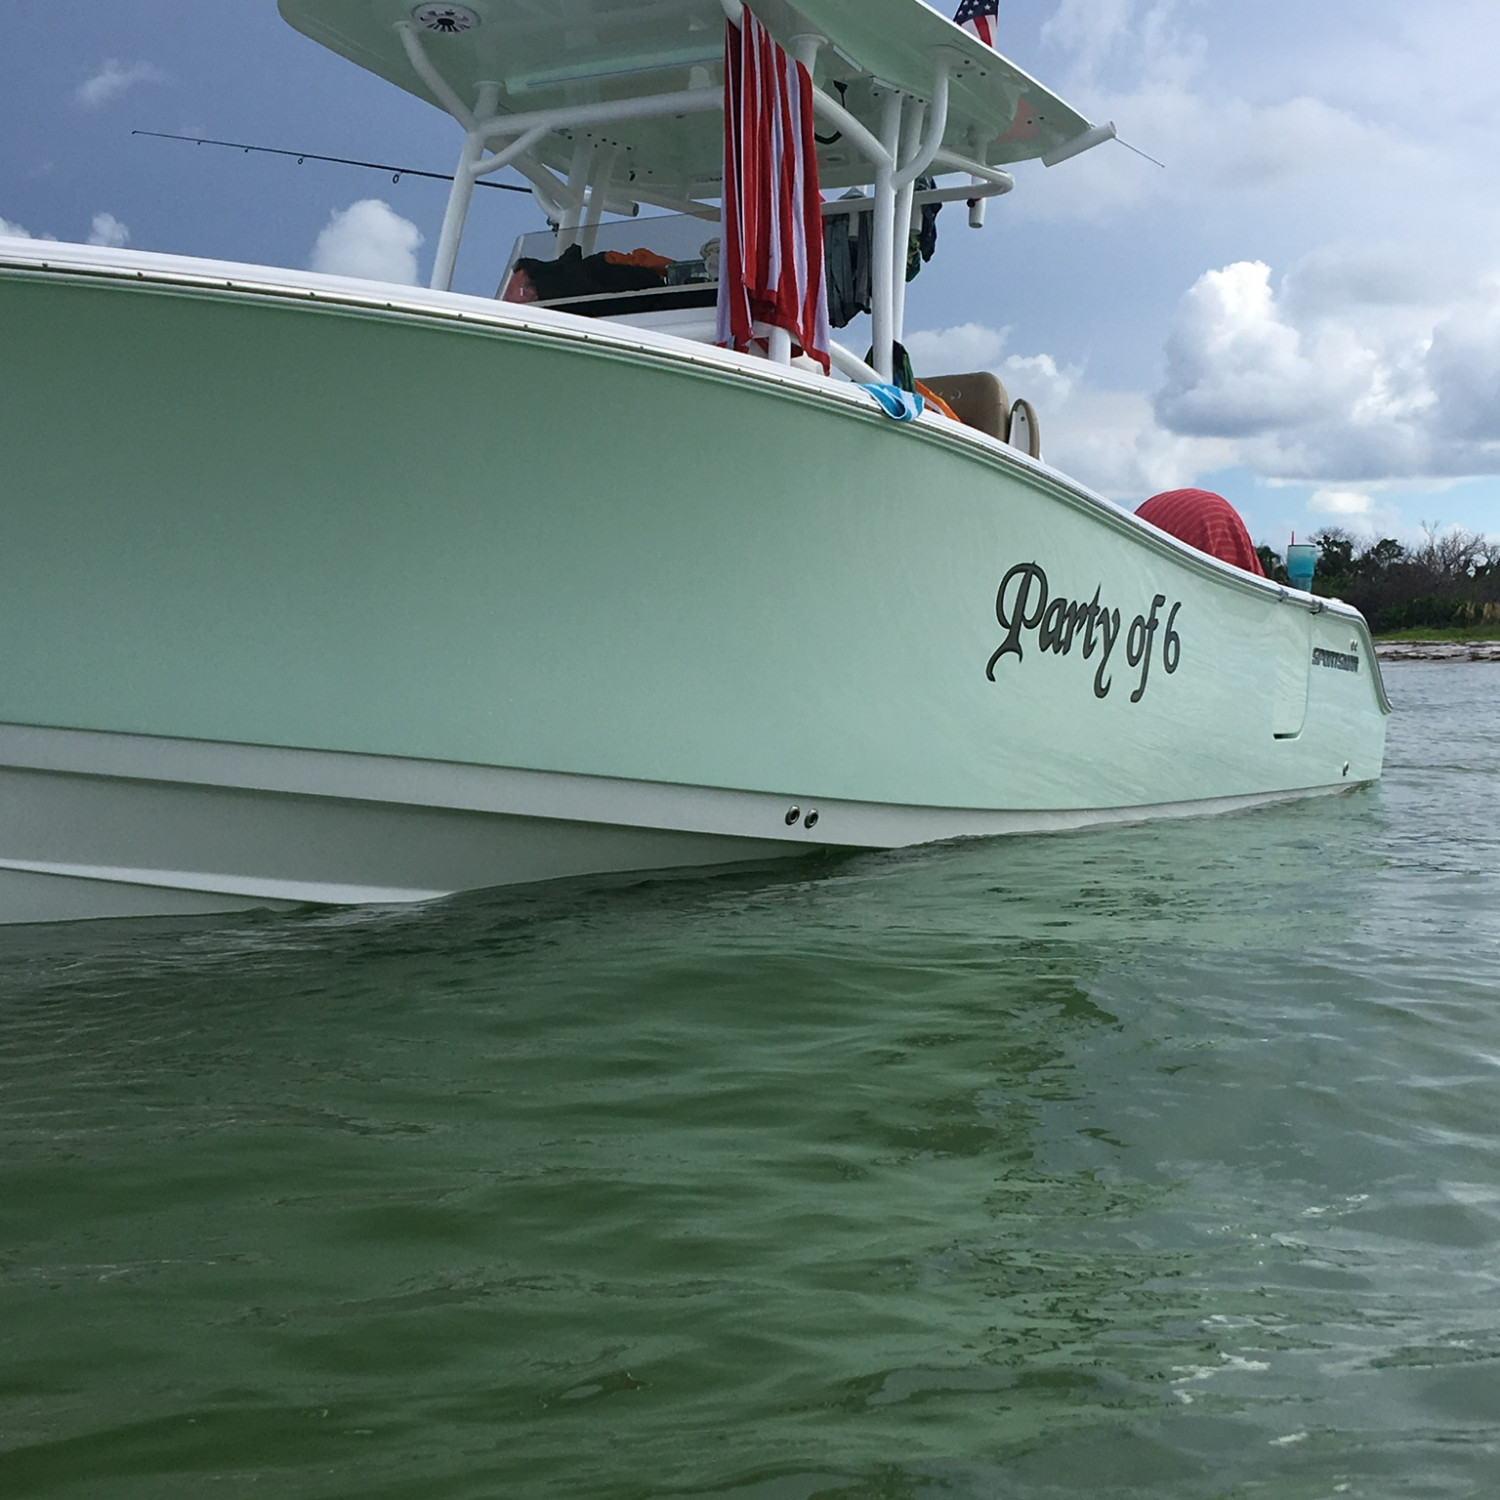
[0,238,1390,715]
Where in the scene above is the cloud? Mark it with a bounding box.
[906,325,1080,403]
[1012,0,1445,235]
[1040,0,1143,88]
[0,215,57,242]
[1156,261,1376,439]
[1153,257,1500,481]
[3,211,129,247]
[310,200,423,285]
[911,246,1500,500]
[905,321,1008,373]
[1425,284,1500,445]
[1280,244,1462,321]
[1020,83,1411,227]
[899,1,1500,539]
[1304,487,1412,541]
[86,213,129,249]
[1309,488,1373,516]
[1000,352,1077,411]
[906,319,1233,499]
[1041,386,1236,499]
[76,60,166,110]
[1042,0,1202,95]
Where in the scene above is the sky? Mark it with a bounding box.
[4,0,1500,554]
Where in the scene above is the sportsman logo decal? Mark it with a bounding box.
[986,562,1182,702]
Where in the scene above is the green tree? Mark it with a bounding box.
[1313,528,1355,576]
[1255,543,1287,582]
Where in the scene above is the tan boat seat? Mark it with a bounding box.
[919,371,1009,440]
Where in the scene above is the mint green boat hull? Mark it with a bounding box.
[0,246,1388,921]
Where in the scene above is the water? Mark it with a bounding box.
[2,661,1497,1499]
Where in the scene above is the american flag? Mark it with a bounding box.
[954,0,998,48]
[717,9,830,372]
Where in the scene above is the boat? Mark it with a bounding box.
[0,0,1389,925]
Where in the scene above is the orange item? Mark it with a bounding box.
[603,249,674,270]
[914,380,962,423]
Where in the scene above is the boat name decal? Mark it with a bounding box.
[986,562,1182,703]
[1312,647,1359,673]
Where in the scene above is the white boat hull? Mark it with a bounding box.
[0,243,1389,923]
[0,721,1369,924]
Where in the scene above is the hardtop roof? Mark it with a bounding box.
[277,0,1094,197]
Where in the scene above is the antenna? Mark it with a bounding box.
[1116,135,1166,170]
[132,131,533,195]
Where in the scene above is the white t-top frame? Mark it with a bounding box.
[404,0,1024,381]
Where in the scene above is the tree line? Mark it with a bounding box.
[1256,527,1500,634]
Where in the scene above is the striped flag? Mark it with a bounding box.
[954,0,998,48]
[717,9,830,372]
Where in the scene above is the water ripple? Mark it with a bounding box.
[2,663,1499,1496]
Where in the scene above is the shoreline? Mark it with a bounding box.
[1374,640,1500,662]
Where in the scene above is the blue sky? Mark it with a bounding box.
[5,0,1499,553]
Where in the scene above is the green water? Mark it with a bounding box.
[2,661,1497,1498]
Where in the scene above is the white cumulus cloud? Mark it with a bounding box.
[310,200,423,286]
[1153,256,1500,482]
[76,60,166,110]
[906,319,1233,499]
[905,321,1009,374]
[1309,488,1373,516]
[86,213,129,248]
[1042,386,1235,500]
[1303,487,1409,540]
[0,214,58,242]
[909,248,1500,501]
[1156,261,1377,439]
[902,0,1500,536]
[1000,352,1078,411]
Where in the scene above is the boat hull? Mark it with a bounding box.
[0,244,1388,922]
[0,721,1366,923]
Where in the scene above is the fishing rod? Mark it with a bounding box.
[133,130,533,194]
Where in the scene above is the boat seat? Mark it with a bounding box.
[919,371,1009,440]
[1007,397,1041,460]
